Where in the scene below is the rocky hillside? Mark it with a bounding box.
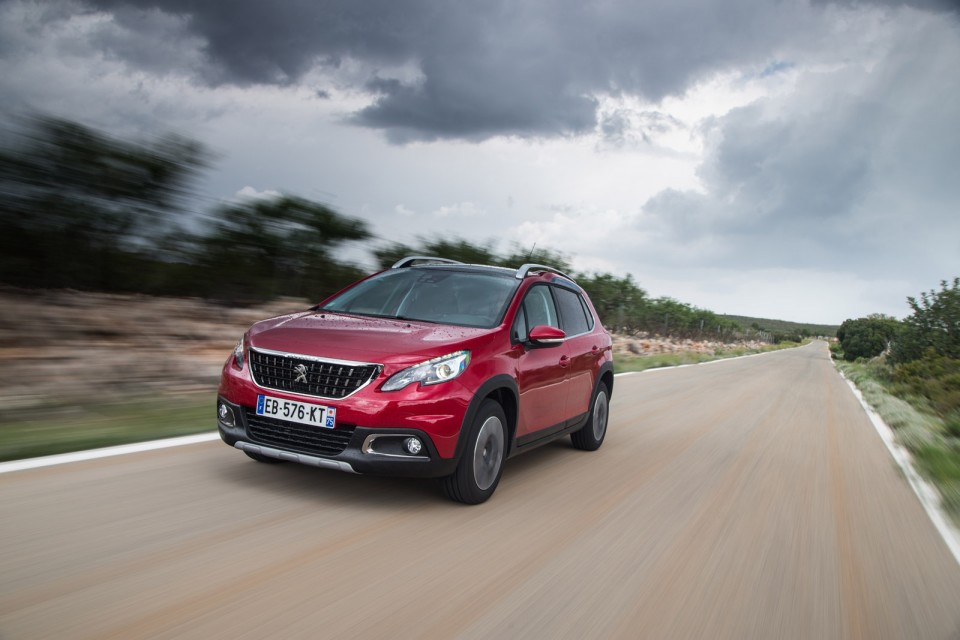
[0,289,308,411]
[611,333,766,357]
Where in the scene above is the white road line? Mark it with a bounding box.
[840,371,960,568]
[0,432,220,475]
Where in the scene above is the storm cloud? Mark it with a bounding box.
[17,0,875,141]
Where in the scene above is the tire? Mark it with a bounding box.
[244,450,282,464]
[442,399,507,504]
[571,382,609,451]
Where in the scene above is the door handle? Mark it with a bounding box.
[559,355,570,368]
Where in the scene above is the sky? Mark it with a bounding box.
[1,0,958,324]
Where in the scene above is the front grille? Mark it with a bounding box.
[246,412,355,457]
[250,349,381,399]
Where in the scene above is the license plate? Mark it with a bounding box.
[256,395,336,429]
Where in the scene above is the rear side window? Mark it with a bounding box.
[554,286,593,336]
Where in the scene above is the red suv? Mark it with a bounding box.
[217,257,614,503]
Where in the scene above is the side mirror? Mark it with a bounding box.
[528,325,566,347]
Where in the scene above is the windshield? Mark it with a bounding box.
[321,268,519,328]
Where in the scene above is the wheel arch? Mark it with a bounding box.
[456,375,519,462]
[598,361,615,398]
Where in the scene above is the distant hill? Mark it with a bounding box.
[721,315,839,338]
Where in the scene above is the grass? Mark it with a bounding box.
[914,444,960,517]
[614,341,804,374]
[837,360,960,525]
[0,393,216,462]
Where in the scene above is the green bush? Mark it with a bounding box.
[945,412,960,439]
[889,352,960,419]
[836,315,901,361]
[890,277,960,364]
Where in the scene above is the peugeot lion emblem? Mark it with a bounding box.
[293,363,309,384]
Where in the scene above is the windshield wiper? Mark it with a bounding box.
[392,315,440,324]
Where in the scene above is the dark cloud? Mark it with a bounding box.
[353,62,600,143]
[26,0,844,141]
[83,0,428,84]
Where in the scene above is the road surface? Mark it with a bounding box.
[2,342,959,639]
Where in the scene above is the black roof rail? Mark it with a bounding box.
[515,263,575,281]
[391,256,464,269]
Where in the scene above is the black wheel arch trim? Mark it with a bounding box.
[453,374,519,464]
[598,361,615,397]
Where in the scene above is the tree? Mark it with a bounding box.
[498,244,572,273]
[577,273,648,331]
[373,238,573,273]
[837,315,901,361]
[197,195,370,301]
[890,278,960,364]
[373,237,499,269]
[0,115,209,291]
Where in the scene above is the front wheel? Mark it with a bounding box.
[442,399,507,504]
[571,382,609,451]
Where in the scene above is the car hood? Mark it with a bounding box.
[246,311,497,364]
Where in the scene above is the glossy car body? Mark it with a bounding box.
[217,257,614,503]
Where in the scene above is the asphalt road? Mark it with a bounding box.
[2,342,959,639]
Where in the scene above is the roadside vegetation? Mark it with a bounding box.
[833,278,960,524]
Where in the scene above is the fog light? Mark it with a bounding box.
[404,437,423,455]
[218,402,236,428]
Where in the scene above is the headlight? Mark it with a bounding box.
[381,351,471,392]
[233,335,246,370]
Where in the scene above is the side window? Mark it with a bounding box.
[515,285,560,341]
[580,296,596,330]
[554,286,591,336]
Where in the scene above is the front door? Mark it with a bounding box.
[513,285,570,438]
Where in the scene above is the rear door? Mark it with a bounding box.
[552,284,599,421]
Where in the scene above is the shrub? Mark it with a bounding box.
[837,315,901,361]
[890,277,960,364]
[945,412,960,439]
[889,352,960,419]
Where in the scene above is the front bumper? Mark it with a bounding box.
[217,397,460,478]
